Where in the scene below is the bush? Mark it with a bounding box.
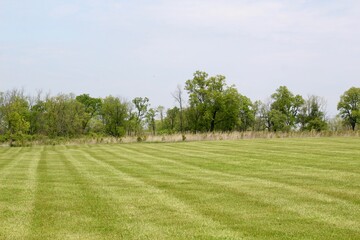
[9,133,32,147]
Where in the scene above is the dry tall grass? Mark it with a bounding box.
[76,130,360,145]
[2,130,358,147]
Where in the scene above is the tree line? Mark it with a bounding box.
[0,71,359,145]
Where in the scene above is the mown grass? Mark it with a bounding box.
[0,137,359,239]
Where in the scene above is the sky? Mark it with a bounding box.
[1,0,359,117]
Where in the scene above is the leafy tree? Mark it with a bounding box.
[337,87,360,131]
[185,71,245,132]
[101,96,128,137]
[43,94,85,137]
[146,108,157,134]
[163,107,180,132]
[254,100,272,131]
[157,106,165,123]
[29,101,46,135]
[270,86,304,131]
[132,97,149,120]
[298,95,327,131]
[76,94,102,133]
[237,94,255,131]
[0,90,30,145]
[28,91,46,135]
[214,88,240,131]
[185,71,212,132]
[132,97,150,134]
[269,109,288,131]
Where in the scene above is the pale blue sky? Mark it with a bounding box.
[1,0,359,116]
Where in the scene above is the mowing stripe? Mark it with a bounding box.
[1,138,359,239]
[63,149,168,240]
[0,147,41,240]
[74,147,245,240]
[164,141,360,177]
[115,143,360,233]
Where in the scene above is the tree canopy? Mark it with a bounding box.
[337,87,360,130]
[0,72,358,146]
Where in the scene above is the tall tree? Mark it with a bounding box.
[132,97,150,134]
[270,86,304,131]
[298,95,327,131]
[76,94,102,133]
[254,99,272,131]
[146,108,157,135]
[163,107,180,132]
[237,94,255,131]
[337,87,360,130]
[172,85,184,132]
[185,71,210,132]
[157,106,165,124]
[186,71,243,132]
[43,94,85,137]
[101,96,128,137]
[0,90,30,145]
[28,91,46,135]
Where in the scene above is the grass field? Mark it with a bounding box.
[0,137,359,239]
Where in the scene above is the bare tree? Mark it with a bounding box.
[171,85,184,132]
[157,105,165,124]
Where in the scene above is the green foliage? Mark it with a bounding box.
[145,108,157,134]
[43,94,85,137]
[298,95,327,131]
[0,90,31,145]
[76,94,102,133]
[163,107,180,132]
[185,71,252,132]
[29,100,46,135]
[101,96,128,137]
[270,86,304,131]
[337,87,360,130]
[254,100,272,131]
[132,97,150,134]
[132,97,149,120]
[237,93,255,131]
[0,77,355,140]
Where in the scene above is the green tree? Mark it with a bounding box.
[237,94,255,131]
[185,71,245,132]
[29,100,46,135]
[156,105,165,131]
[185,71,212,132]
[43,94,85,137]
[270,86,304,131]
[146,108,157,135]
[28,91,46,135]
[298,95,327,131]
[76,94,102,133]
[337,87,360,130]
[254,100,272,131]
[101,96,128,137]
[0,90,30,145]
[132,97,150,134]
[163,107,180,132]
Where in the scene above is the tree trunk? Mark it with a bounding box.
[210,110,217,132]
